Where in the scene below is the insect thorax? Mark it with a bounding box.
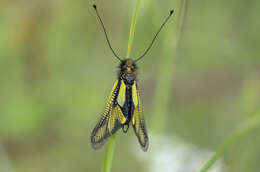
[119,59,137,85]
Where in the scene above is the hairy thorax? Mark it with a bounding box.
[119,59,137,85]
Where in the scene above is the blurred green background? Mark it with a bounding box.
[1,0,260,172]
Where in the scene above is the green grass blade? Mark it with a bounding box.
[126,0,141,59]
[101,1,142,172]
[198,109,260,172]
[151,0,187,132]
[101,135,116,172]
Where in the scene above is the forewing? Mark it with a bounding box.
[91,80,126,149]
[132,82,149,151]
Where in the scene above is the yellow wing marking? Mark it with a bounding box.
[116,106,126,124]
[95,126,105,141]
[103,80,118,116]
[108,106,126,133]
[132,81,138,107]
[117,80,126,107]
[108,108,116,133]
[132,87,149,152]
[91,80,127,149]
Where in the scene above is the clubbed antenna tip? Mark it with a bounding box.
[92,3,123,61]
[134,8,175,62]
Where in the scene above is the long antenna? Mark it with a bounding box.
[92,4,123,62]
[134,10,174,63]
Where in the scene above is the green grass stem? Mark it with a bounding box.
[101,135,116,172]
[126,0,141,59]
[101,1,142,172]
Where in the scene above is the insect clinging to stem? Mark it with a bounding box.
[90,4,174,152]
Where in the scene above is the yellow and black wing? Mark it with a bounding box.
[132,81,149,151]
[91,80,127,149]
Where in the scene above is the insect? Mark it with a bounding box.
[91,4,174,152]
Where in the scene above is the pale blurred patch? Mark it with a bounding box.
[132,133,226,172]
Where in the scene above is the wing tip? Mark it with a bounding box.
[141,144,149,152]
[90,129,103,150]
[141,138,149,152]
[90,135,104,150]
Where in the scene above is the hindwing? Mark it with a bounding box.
[132,82,149,151]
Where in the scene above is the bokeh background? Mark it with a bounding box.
[1,0,260,172]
